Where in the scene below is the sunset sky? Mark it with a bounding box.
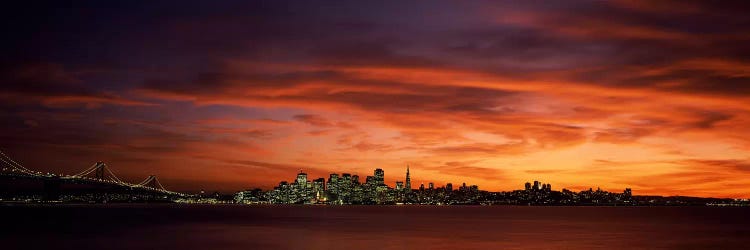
[2,1,749,197]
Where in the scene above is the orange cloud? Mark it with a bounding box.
[3,1,750,197]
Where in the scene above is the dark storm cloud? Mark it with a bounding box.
[8,0,747,97]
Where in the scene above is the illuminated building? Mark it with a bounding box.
[405,165,411,191]
[312,178,325,201]
[327,173,339,200]
[295,171,307,189]
[374,168,384,186]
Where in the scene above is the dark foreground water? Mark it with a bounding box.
[2,205,750,249]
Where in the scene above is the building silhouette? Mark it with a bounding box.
[405,165,411,191]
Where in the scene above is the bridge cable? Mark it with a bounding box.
[0,150,37,174]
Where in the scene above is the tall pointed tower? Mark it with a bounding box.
[405,165,411,191]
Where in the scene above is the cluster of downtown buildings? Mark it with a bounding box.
[236,166,484,205]
[233,167,646,205]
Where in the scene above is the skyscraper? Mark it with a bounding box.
[327,173,339,193]
[342,173,351,184]
[340,173,352,191]
[405,165,411,191]
[374,168,384,185]
[296,171,308,189]
[312,178,325,201]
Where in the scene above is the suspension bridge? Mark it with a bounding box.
[0,149,187,201]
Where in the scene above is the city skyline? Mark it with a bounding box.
[259,166,591,195]
[234,166,744,206]
[240,166,636,205]
[2,1,750,198]
[265,166,610,193]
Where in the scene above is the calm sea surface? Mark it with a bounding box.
[2,205,749,249]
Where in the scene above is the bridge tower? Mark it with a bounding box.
[73,162,124,184]
[95,162,105,180]
[135,175,167,191]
